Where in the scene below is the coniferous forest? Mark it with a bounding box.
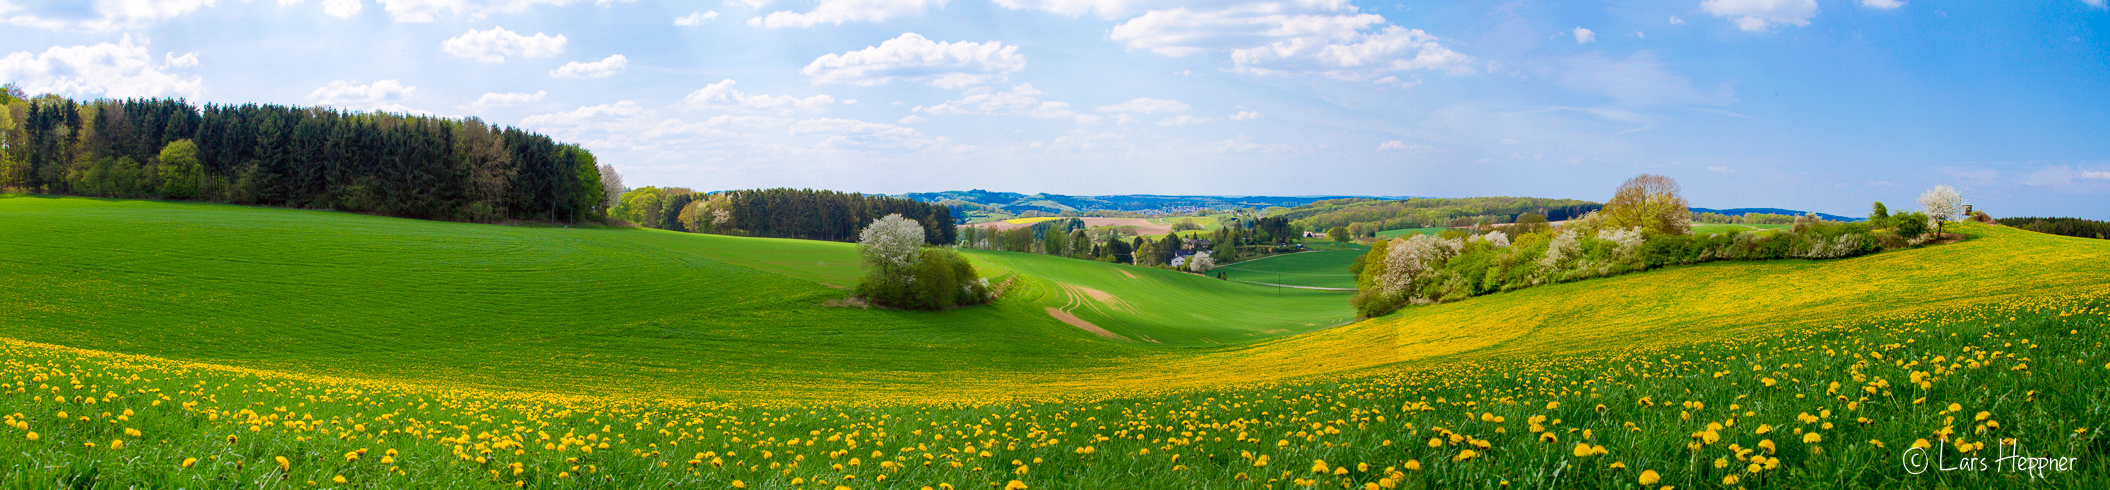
[0,91,605,223]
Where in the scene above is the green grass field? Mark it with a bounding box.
[2,195,2106,489]
[1375,227,1448,239]
[1213,248,1364,289]
[0,196,1349,402]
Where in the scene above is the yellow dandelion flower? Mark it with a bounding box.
[182,458,197,468]
[1638,470,1660,485]
[731,480,747,489]
[1005,481,1028,490]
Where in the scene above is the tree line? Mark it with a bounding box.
[2001,217,2110,240]
[0,88,604,223]
[1283,196,1602,238]
[613,186,957,246]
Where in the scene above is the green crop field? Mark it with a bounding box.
[1375,227,1448,239]
[1213,248,1365,290]
[2,195,2107,489]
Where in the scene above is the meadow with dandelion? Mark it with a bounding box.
[1,195,2106,488]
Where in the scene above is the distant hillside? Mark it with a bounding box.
[901,190,1394,220]
[1692,207,1864,222]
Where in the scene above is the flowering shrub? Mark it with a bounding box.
[1355,213,1896,318]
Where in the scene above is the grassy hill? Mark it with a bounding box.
[1214,247,1365,289]
[2,195,2106,488]
[0,196,1349,402]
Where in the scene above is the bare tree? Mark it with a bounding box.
[597,164,625,216]
[1602,174,1692,235]
[1918,185,1963,238]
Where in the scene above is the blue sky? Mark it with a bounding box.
[3,0,2107,217]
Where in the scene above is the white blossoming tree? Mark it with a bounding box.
[1918,185,1963,238]
[858,214,925,287]
[1188,251,1215,273]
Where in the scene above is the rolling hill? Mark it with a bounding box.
[2,194,2105,488]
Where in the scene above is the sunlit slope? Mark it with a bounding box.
[0,196,1348,401]
[1214,247,1364,289]
[966,250,1354,344]
[1110,221,2110,390]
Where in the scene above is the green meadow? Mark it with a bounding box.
[1,195,2106,489]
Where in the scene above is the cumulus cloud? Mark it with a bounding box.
[675,10,720,24]
[1573,26,1595,43]
[1094,97,1189,114]
[308,79,418,112]
[1224,25,1475,81]
[2086,0,2107,9]
[0,35,203,99]
[1701,0,1818,33]
[1095,0,1471,82]
[1158,114,1220,126]
[749,0,947,27]
[374,0,634,23]
[550,54,627,78]
[918,84,1088,122]
[802,33,1025,88]
[897,114,928,124]
[441,26,566,63]
[468,90,546,110]
[1231,110,1261,121]
[1860,0,1904,8]
[684,79,839,113]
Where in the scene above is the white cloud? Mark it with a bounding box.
[1708,165,1735,173]
[676,10,720,24]
[1114,114,1140,125]
[550,54,627,78]
[748,0,946,27]
[802,33,1026,88]
[2082,170,2110,180]
[1859,0,1904,9]
[1701,0,1818,33]
[308,79,417,109]
[521,100,646,127]
[318,0,365,17]
[1158,114,1220,126]
[897,114,928,124]
[1231,110,1261,121]
[1226,25,1475,81]
[919,84,1083,121]
[1094,97,1190,114]
[684,79,839,113]
[441,26,566,63]
[0,35,203,99]
[1668,15,1685,24]
[1377,140,1427,151]
[789,118,933,151]
[164,52,200,68]
[375,0,632,23]
[468,90,546,109]
[0,0,217,32]
[1573,26,1595,44]
[2086,0,2107,9]
[1553,50,1734,107]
